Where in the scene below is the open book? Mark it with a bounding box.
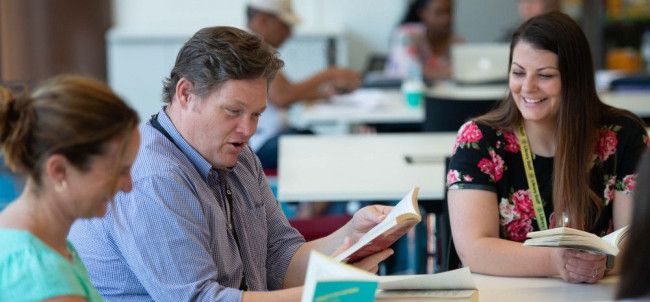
[335,187,421,263]
[302,251,477,302]
[523,226,629,255]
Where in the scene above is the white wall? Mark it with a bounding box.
[109,0,522,118]
[456,0,521,42]
[112,0,521,70]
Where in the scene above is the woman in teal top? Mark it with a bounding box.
[0,75,140,302]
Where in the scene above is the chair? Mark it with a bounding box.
[438,156,461,272]
[423,95,497,132]
[289,214,352,241]
[0,156,21,210]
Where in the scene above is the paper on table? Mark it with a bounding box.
[376,289,478,302]
[377,267,476,290]
[329,89,390,110]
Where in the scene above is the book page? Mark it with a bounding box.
[334,187,420,262]
[526,227,599,239]
[524,227,621,255]
[601,226,629,248]
[377,267,476,290]
[376,289,478,301]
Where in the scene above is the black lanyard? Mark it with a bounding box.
[149,114,248,290]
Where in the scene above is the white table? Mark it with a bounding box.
[473,274,617,301]
[277,133,457,202]
[288,89,423,134]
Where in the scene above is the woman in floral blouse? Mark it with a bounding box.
[447,12,647,284]
[385,0,463,81]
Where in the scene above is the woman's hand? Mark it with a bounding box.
[552,249,607,283]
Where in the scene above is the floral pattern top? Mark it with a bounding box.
[385,23,463,78]
[447,115,648,241]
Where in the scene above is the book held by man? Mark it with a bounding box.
[523,226,629,255]
[301,251,477,302]
[334,187,421,263]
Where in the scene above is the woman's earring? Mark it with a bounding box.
[55,180,68,193]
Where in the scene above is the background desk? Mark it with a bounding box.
[288,85,650,134]
[288,89,423,134]
[473,274,617,301]
[277,133,456,202]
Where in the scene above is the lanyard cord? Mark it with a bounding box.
[149,114,248,290]
[515,123,548,231]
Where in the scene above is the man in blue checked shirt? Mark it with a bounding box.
[69,26,393,302]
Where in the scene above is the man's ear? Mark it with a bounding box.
[174,78,194,109]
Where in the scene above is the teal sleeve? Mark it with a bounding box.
[0,246,87,302]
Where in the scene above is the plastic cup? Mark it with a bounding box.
[402,80,424,108]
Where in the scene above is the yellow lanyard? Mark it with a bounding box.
[515,124,548,230]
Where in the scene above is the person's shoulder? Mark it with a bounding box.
[453,120,507,153]
[457,120,502,138]
[0,230,82,297]
[0,228,37,256]
[0,229,64,264]
[133,122,200,181]
[600,112,646,136]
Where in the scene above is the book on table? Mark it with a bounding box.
[334,187,421,263]
[523,225,629,255]
[301,251,477,302]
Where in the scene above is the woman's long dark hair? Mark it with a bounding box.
[400,0,429,24]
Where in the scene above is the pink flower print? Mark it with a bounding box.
[511,190,534,220]
[499,198,514,225]
[477,158,494,180]
[503,131,520,153]
[406,45,418,57]
[595,129,618,162]
[477,149,505,182]
[622,174,636,193]
[603,176,616,206]
[453,122,483,155]
[463,175,473,182]
[458,122,483,144]
[506,218,533,242]
[447,169,461,185]
[490,149,505,181]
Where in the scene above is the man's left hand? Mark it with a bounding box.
[347,205,392,242]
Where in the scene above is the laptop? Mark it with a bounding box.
[451,43,510,85]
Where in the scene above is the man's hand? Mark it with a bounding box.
[332,237,394,274]
[319,67,362,97]
[347,205,392,242]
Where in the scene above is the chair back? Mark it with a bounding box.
[423,96,497,132]
[289,214,352,241]
[439,156,461,271]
